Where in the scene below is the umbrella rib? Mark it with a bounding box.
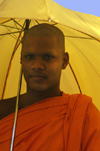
[13,19,21,34]
[53,24,96,40]
[0,18,12,25]
[4,26,18,39]
[11,19,24,29]
[12,39,23,56]
[65,36,94,40]
[13,20,23,40]
[67,38,100,78]
[69,63,82,93]
[7,33,17,40]
[0,30,24,36]
[54,24,95,39]
[1,22,26,99]
[0,19,24,38]
[75,28,100,42]
[0,24,21,30]
[35,20,39,24]
[2,19,31,99]
[63,24,100,42]
[0,31,17,40]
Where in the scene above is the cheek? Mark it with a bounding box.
[22,64,30,78]
[48,62,62,78]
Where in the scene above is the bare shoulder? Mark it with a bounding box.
[0,96,16,120]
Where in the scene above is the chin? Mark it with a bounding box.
[28,85,49,92]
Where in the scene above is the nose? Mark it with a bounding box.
[31,58,45,70]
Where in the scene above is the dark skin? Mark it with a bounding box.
[0,34,69,120]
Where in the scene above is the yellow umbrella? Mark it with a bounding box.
[0,0,100,111]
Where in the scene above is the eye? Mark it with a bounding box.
[25,54,34,60]
[44,55,54,60]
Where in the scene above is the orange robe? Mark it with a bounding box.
[0,92,100,151]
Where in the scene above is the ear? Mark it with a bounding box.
[62,52,69,69]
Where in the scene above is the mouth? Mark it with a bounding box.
[30,74,47,81]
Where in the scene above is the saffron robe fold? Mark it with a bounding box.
[0,93,100,151]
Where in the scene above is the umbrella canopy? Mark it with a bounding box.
[0,0,100,110]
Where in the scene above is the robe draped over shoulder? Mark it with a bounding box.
[0,92,100,151]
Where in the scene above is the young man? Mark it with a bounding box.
[0,24,100,151]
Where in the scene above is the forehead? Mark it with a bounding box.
[22,35,59,50]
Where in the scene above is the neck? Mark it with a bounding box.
[27,87,62,102]
[19,87,62,109]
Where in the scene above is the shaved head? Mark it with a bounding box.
[22,23,65,54]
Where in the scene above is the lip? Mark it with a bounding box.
[30,74,46,81]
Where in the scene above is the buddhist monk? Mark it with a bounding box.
[0,24,100,151]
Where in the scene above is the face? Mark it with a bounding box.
[21,35,68,93]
